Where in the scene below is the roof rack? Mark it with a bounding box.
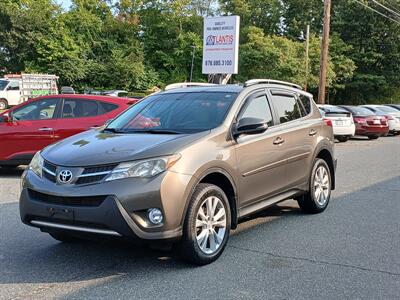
[164,82,217,91]
[244,79,302,90]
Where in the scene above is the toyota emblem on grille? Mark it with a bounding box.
[58,170,73,184]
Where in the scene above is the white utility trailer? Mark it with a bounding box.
[0,73,59,109]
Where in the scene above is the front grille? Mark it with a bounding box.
[28,189,107,207]
[76,174,108,185]
[82,164,117,175]
[43,170,56,182]
[41,161,117,185]
[43,160,57,174]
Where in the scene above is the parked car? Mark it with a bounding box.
[338,105,389,139]
[384,104,400,111]
[317,104,355,142]
[361,105,400,135]
[102,90,129,97]
[20,79,336,265]
[0,94,138,168]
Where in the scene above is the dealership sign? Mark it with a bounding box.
[202,16,240,74]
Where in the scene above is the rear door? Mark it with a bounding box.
[268,90,317,188]
[0,98,60,161]
[234,90,288,207]
[54,98,113,141]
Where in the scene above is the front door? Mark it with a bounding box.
[234,90,287,208]
[6,80,21,105]
[0,98,60,162]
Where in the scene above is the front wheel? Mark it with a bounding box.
[177,183,231,265]
[0,99,8,110]
[298,158,331,214]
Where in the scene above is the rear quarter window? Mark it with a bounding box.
[298,94,312,115]
[99,101,119,113]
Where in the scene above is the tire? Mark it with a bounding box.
[0,99,8,110]
[297,158,331,214]
[336,136,349,143]
[368,135,379,140]
[177,183,231,265]
[49,232,81,243]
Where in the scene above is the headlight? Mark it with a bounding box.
[29,151,43,178]
[104,154,181,182]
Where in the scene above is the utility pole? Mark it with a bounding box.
[318,0,331,104]
[189,45,196,82]
[305,25,310,91]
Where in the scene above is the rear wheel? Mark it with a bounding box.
[0,99,8,110]
[49,232,81,243]
[368,135,379,140]
[298,158,331,214]
[336,136,349,142]
[177,183,231,265]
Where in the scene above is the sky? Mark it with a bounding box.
[58,0,72,10]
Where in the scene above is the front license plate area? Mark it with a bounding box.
[46,207,74,221]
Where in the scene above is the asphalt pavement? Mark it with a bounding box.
[0,136,399,299]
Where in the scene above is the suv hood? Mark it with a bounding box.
[42,129,209,166]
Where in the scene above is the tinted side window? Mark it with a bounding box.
[13,98,58,121]
[298,94,312,115]
[62,99,99,118]
[270,93,302,124]
[239,94,273,127]
[99,101,119,113]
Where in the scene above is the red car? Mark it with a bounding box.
[0,94,137,168]
[338,105,389,139]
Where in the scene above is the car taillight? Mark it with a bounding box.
[381,118,387,125]
[354,117,366,124]
[323,118,333,127]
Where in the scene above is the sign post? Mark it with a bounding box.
[202,16,240,83]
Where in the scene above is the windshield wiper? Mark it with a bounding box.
[102,127,125,133]
[124,129,184,134]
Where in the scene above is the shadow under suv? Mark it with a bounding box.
[20,79,336,265]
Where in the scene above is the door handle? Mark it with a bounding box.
[309,129,317,136]
[38,127,53,131]
[273,137,285,145]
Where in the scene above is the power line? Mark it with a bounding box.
[354,0,400,24]
[371,0,400,19]
[382,0,400,13]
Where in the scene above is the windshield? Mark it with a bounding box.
[0,80,9,91]
[107,91,237,134]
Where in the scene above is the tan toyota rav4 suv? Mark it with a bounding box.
[20,79,336,265]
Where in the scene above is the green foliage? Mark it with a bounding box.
[0,0,398,103]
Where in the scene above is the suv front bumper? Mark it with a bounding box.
[20,169,193,241]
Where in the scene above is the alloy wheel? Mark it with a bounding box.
[195,196,227,255]
[313,165,330,206]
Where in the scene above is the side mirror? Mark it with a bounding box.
[233,117,268,138]
[0,114,11,123]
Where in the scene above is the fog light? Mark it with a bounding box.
[148,208,163,225]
